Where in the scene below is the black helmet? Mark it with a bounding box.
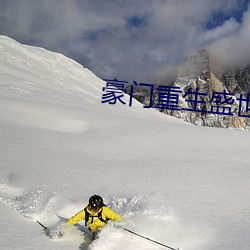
[89,195,104,210]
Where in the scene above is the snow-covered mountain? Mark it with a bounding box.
[172,49,249,129]
[0,36,250,250]
[129,49,250,130]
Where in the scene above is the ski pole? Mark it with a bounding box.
[37,220,48,231]
[122,227,180,250]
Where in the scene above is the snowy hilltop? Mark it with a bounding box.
[0,36,250,250]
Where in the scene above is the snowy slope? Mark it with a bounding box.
[0,36,250,250]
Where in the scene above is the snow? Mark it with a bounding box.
[0,35,250,250]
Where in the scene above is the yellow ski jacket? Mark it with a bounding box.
[67,206,121,233]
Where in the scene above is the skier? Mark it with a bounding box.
[66,194,122,239]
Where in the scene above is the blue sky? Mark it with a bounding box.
[206,0,249,29]
[0,0,249,84]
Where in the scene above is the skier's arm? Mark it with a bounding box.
[67,209,85,225]
[104,207,122,222]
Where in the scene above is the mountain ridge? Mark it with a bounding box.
[128,48,250,130]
